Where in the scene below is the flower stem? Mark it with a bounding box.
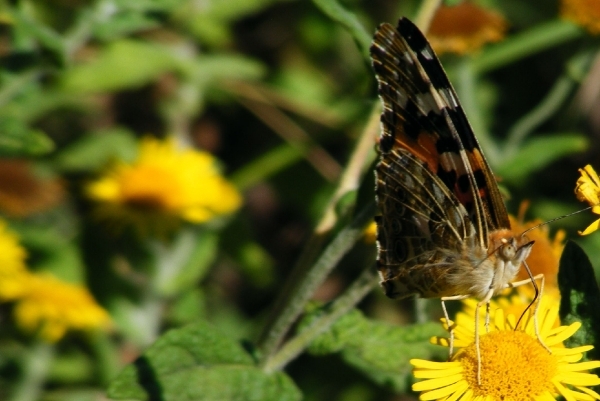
[472,20,583,74]
[258,200,376,365]
[257,105,379,362]
[413,0,442,33]
[263,267,378,373]
[9,341,54,401]
[504,50,594,156]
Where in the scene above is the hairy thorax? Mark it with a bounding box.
[446,229,534,300]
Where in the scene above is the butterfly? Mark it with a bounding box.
[370,17,546,382]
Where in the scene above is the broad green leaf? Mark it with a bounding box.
[54,128,138,172]
[61,40,181,93]
[558,241,600,361]
[92,13,161,41]
[190,54,266,87]
[496,134,587,184]
[302,308,445,392]
[0,116,54,156]
[173,0,291,45]
[107,321,301,401]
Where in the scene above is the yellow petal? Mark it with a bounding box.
[579,219,600,235]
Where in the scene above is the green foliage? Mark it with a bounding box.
[2,0,600,400]
[497,134,588,185]
[61,41,182,93]
[302,307,446,392]
[0,117,54,156]
[108,321,301,401]
[558,241,600,362]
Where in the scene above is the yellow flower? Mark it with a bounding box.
[427,3,507,55]
[413,302,600,401]
[86,137,241,236]
[575,165,600,235]
[561,0,600,35]
[14,273,111,342]
[0,220,30,301]
[364,221,377,244]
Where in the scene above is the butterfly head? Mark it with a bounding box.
[498,236,535,266]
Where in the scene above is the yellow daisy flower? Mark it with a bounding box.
[561,0,600,35]
[412,302,600,401]
[14,273,111,342]
[0,220,30,301]
[574,165,600,235]
[427,3,507,55]
[86,136,241,236]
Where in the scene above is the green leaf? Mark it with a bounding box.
[155,229,219,296]
[312,0,371,61]
[473,20,583,74]
[61,40,181,93]
[191,54,266,87]
[496,134,587,184]
[558,241,600,361]
[0,116,54,156]
[303,308,445,392]
[173,0,292,45]
[107,321,301,401]
[92,13,161,41]
[54,128,138,172]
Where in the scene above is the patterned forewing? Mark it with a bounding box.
[370,19,510,248]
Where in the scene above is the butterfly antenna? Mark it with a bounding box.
[519,204,597,237]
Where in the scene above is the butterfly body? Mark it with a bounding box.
[371,19,534,304]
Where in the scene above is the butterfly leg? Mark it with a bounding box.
[475,289,495,385]
[441,295,469,360]
[506,272,549,353]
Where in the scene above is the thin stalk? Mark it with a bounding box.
[414,0,443,33]
[504,51,594,156]
[258,200,376,364]
[263,267,378,373]
[257,105,379,361]
[454,59,500,165]
[9,341,54,401]
[472,20,583,75]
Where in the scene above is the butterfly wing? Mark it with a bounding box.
[371,18,510,299]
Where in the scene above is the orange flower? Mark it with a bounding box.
[427,3,507,55]
[561,0,600,35]
[0,160,64,217]
[509,210,565,291]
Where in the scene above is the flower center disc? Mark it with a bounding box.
[460,331,557,401]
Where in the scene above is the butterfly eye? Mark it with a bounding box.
[499,242,516,260]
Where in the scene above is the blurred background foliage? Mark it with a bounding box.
[1,0,600,400]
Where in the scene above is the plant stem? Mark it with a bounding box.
[10,341,54,401]
[258,200,376,364]
[257,105,379,362]
[414,0,442,33]
[263,267,378,373]
[454,59,499,165]
[504,51,594,156]
[472,20,583,75]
